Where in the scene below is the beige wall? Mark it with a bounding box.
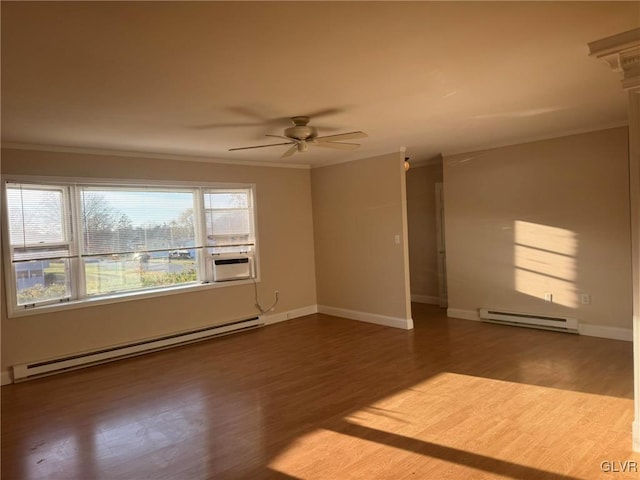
[406,162,443,303]
[443,127,632,329]
[1,148,318,369]
[311,153,412,323]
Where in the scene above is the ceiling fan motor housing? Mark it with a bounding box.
[285,125,318,141]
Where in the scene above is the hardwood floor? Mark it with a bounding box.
[2,303,638,479]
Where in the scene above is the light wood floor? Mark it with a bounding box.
[2,303,638,479]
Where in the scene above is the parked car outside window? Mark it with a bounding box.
[169,250,192,259]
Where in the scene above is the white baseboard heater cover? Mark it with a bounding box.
[12,316,263,382]
[479,308,578,333]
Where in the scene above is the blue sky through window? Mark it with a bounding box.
[82,189,194,227]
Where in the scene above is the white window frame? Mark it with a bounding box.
[2,175,260,318]
[6,183,76,308]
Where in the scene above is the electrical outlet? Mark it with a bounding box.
[544,292,553,302]
[581,293,591,305]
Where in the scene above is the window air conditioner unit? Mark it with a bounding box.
[212,255,253,282]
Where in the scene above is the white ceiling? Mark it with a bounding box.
[2,2,638,168]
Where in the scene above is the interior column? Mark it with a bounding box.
[588,28,640,451]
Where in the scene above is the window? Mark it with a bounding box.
[3,178,257,315]
[203,190,254,252]
[7,184,74,306]
[78,187,199,296]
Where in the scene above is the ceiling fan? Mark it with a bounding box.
[229,116,367,158]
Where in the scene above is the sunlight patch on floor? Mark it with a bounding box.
[268,372,637,479]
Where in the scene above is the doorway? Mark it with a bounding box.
[435,182,448,308]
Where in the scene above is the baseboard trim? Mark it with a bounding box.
[411,294,440,305]
[260,305,318,325]
[447,308,480,321]
[1,370,13,386]
[578,323,633,342]
[318,305,413,330]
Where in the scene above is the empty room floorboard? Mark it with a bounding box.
[2,304,638,479]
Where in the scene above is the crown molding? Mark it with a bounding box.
[589,28,640,91]
[442,121,629,158]
[0,142,311,170]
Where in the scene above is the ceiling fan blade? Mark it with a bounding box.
[265,134,292,141]
[226,106,282,123]
[312,142,361,151]
[300,107,345,119]
[229,141,294,152]
[191,122,265,130]
[315,131,368,142]
[281,144,299,158]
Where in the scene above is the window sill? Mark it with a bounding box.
[7,277,258,319]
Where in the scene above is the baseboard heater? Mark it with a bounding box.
[479,308,578,333]
[12,316,263,382]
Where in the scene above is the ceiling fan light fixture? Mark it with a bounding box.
[228,115,366,157]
